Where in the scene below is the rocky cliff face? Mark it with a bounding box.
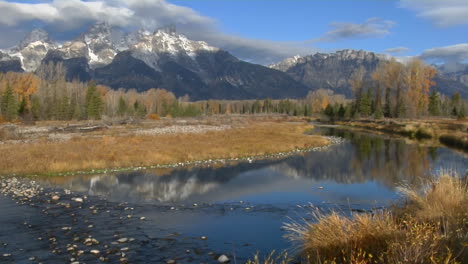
[0,52,23,73]
[271,50,468,98]
[270,50,389,97]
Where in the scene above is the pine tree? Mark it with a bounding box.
[384,87,392,118]
[117,96,127,117]
[337,104,345,119]
[324,104,335,120]
[428,90,441,116]
[374,104,384,119]
[30,96,42,120]
[1,83,18,121]
[359,90,371,117]
[451,92,461,117]
[85,81,103,120]
[134,100,146,118]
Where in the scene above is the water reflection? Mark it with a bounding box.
[39,128,467,206]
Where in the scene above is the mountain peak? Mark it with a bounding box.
[17,28,52,50]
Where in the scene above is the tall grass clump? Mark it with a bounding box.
[281,172,467,264]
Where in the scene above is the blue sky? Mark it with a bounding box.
[170,0,467,57]
[1,0,467,65]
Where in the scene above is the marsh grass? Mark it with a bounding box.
[0,121,328,175]
[278,172,468,264]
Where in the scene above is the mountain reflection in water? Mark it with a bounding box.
[39,128,467,206]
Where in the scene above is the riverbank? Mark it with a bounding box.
[333,118,468,151]
[0,116,331,176]
[252,172,468,264]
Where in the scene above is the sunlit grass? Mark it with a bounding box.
[0,121,329,175]
[255,172,467,264]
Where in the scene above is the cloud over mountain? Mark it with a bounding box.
[314,17,395,42]
[0,0,315,65]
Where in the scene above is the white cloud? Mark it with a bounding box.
[0,0,317,65]
[420,43,468,62]
[419,43,468,71]
[399,0,468,26]
[314,17,395,42]
[385,46,410,54]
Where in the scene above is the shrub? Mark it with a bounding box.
[148,113,160,120]
[282,172,467,264]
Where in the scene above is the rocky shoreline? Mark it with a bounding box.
[0,177,239,264]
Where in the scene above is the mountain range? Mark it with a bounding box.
[0,23,466,99]
[270,50,468,98]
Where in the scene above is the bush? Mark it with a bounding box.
[147,113,160,120]
[282,172,467,264]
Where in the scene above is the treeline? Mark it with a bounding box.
[340,58,466,120]
[0,60,466,122]
[0,62,348,122]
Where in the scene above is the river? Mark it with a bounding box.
[1,126,467,263]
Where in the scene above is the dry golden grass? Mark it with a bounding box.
[280,172,467,264]
[0,121,328,175]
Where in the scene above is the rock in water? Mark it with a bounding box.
[218,255,230,263]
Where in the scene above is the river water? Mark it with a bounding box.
[1,127,467,263]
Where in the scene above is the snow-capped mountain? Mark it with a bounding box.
[3,24,463,99]
[7,29,56,72]
[268,55,303,72]
[129,27,218,72]
[0,23,307,99]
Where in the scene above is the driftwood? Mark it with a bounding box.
[51,125,108,133]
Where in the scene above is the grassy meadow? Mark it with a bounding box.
[0,119,329,175]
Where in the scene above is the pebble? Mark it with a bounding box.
[117,238,129,243]
[71,197,84,203]
[166,259,176,264]
[200,236,207,240]
[51,195,60,201]
[139,217,146,221]
[90,249,100,255]
[218,255,230,263]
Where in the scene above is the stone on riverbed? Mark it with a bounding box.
[117,238,129,243]
[218,254,230,263]
[71,197,84,203]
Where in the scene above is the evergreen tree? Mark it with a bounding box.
[85,81,103,119]
[458,106,465,119]
[134,100,146,118]
[359,90,371,117]
[117,96,127,117]
[374,104,384,119]
[324,104,335,120]
[337,104,346,119]
[428,90,441,116]
[30,96,42,120]
[384,87,392,118]
[451,92,461,117]
[1,83,18,121]
[18,97,27,116]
